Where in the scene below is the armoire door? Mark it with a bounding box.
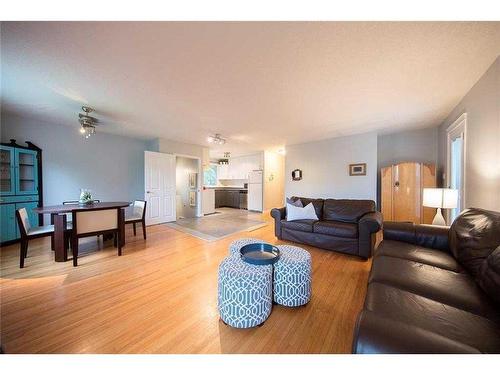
[380,166,393,221]
[392,162,421,223]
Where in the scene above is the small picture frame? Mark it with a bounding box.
[292,169,302,181]
[349,163,366,176]
[189,173,197,189]
[189,191,196,206]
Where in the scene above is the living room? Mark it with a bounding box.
[1,1,500,374]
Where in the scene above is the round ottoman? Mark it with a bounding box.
[218,256,273,328]
[228,238,267,257]
[273,245,312,307]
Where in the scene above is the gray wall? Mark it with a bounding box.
[377,127,438,168]
[1,113,149,218]
[285,132,377,202]
[377,126,438,205]
[438,56,500,212]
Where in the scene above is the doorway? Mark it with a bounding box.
[175,155,201,219]
[447,113,467,224]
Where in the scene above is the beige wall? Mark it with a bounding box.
[438,56,500,212]
[263,151,285,210]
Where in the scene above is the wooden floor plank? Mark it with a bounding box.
[0,212,372,353]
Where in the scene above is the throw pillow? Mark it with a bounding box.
[286,197,303,207]
[286,202,319,221]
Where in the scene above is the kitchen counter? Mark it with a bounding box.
[205,186,248,191]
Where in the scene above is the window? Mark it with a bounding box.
[203,164,218,186]
[447,113,466,224]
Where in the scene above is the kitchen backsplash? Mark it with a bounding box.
[218,178,248,186]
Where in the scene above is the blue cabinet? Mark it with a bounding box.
[0,146,16,195]
[15,148,39,195]
[0,142,42,244]
[0,204,17,242]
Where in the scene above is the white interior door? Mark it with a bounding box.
[145,151,176,225]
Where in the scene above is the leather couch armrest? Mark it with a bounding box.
[270,207,286,239]
[383,221,450,252]
[358,212,382,259]
[359,211,383,233]
[353,310,480,354]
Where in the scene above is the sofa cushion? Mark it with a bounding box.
[376,239,463,273]
[478,246,500,305]
[291,197,324,219]
[322,199,375,223]
[363,282,500,353]
[280,219,316,233]
[368,255,499,320]
[313,221,358,238]
[354,310,480,354]
[286,197,303,207]
[449,208,500,278]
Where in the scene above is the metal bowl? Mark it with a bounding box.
[240,243,280,265]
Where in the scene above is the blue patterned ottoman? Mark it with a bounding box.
[218,256,273,328]
[228,238,266,257]
[273,245,312,307]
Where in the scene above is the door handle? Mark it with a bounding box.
[146,191,152,194]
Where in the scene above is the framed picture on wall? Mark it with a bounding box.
[189,173,197,189]
[291,169,302,181]
[349,163,366,176]
[189,191,196,207]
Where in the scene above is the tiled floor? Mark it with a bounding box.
[166,207,267,241]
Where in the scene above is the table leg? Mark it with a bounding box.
[53,214,68,262]
[119,208,125,247]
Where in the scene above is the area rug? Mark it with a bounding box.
[165,208,268,241]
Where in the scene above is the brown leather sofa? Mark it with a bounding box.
[353,208,500,353]
[271,197,382,259]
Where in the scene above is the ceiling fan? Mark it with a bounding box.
[78,106,98,139]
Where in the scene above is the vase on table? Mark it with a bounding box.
[79,188,93,205]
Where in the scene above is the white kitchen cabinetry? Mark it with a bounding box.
[202,188,215,215]
[217,154,263,181]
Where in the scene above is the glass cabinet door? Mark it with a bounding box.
[0,146,15,195]
[15,149,39,195]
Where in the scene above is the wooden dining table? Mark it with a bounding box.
[33,201,131,262]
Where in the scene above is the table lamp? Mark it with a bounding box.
[422,188,458,226]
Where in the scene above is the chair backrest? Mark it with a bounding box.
[132,200,147,219]
[72,208,119,235]
[16,208,31,236]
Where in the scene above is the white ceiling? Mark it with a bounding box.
[1,22,500,156]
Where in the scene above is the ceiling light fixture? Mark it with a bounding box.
[207,133,226,145]
[78,106,98,139]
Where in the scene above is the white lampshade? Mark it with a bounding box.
[423,188,458,209]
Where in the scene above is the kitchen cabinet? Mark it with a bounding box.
[217,154,263,181]
[215,190,244,209]
[202,188,215,215]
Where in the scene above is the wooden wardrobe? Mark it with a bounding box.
[381,162,437,224]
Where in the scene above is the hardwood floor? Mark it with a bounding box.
[0,212,372,354]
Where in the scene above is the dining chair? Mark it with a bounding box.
[125,200,147,240]
[51,200,102,233]
[16,208,71,268]
[71,207,123,267]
